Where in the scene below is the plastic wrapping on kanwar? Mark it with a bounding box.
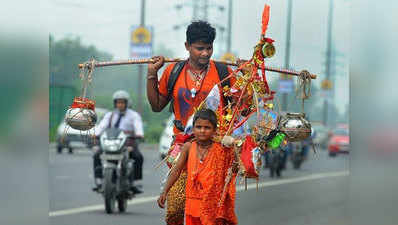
[239,135,262,178]
[65,97,97,131]
[166,133,194,168]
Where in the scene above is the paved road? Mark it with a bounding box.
[49,144,349,225]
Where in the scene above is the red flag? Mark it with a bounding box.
[261,4,270,36]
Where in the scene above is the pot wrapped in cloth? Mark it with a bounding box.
[65,97,97,131]
[279,112,311,142]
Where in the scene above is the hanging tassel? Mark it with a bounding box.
[218,167,233,207]
[256,177,259,192]
[154,155,169,169]
[261,4,271,36]
[261,62,271,95]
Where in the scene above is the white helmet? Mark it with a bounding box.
[112,90,131,107]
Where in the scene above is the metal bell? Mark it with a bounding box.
[262,42,275,58]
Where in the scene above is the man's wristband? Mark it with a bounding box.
[147,75,158,80]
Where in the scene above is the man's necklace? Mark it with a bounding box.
[185,62,209,99]
[185,70,206,99]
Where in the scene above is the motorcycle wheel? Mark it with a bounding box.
[293,160,301,169]
[270,166,275,177]
[293,155,302,169]
[103,168,116,214]
[270,156,278,178]
[118,197,128,212]
[276,167,281,177]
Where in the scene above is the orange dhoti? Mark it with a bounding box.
[186,215,234,225]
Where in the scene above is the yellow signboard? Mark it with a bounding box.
[220,52,236,63]
[131,26,151,44]
[321,79,333,90]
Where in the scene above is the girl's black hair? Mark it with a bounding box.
[186,20,216,45]
[193,109,218,129]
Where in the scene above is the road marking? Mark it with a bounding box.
[49,170,349,217]
[49,196,158,217]
[236,170,349,191]
[54,176,71,180]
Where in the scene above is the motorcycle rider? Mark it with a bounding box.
[92,90,144,194]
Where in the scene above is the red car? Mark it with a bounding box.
[328,127,349,157]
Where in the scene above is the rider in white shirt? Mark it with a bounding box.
[92,90,144,194]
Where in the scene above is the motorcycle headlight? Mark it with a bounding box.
[103,139,112,146]
[107,144,118,152]
[102,139,122,152]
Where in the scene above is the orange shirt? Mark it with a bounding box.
[158,60,233,134]
[185,142,237,225]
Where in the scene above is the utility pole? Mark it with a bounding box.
[137,0,145,114]
[174,0,226,56]
[282,0,293,111]
[192,1,198,20]
[204,0,209,21]
[226,0,232,53]
[323,0,334,126]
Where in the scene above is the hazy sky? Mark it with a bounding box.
[48,0,349,112]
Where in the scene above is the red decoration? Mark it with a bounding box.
[70,97,95,111]
[174,133,194,144]
[240,135,259,178]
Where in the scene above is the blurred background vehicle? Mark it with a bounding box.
[56,107,109,153]
[268,148,286,178]
[328,125,349,157]
[311,122,330,149]
[158,115,174,159]
[290,142,306,169]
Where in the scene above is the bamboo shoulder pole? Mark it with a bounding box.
[78,58,317,79]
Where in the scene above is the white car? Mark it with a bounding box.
[158,115,174,159]
[56,107,109,153]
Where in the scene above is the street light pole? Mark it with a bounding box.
[204,0,209,21]
[137,0,146,114]
[323,0,334,126]
[192,1,198,21]
[282,0,293,111]
[227,0,232,53]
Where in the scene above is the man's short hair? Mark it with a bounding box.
[186,20,216,45]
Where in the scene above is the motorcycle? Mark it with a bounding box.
[97,128,135,214]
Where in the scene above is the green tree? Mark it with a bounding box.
[50,35,113,88]
[49,35,113,141]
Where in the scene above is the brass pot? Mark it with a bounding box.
[262,42,276,58]
[279,112,311,142]
[65,108,97,131]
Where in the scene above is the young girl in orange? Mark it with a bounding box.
[157,109,237,225]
